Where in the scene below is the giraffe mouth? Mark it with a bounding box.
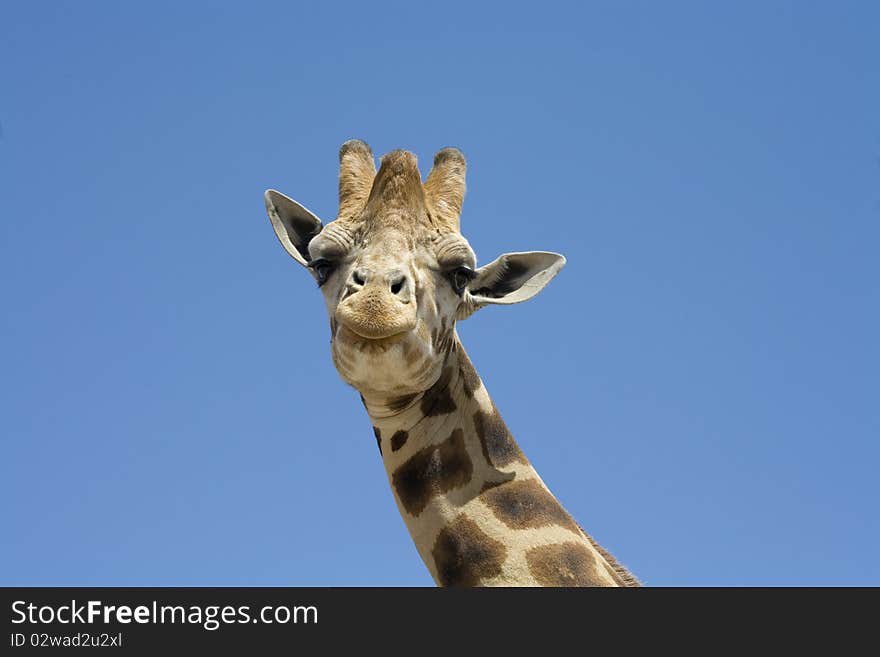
[336,324,409,349]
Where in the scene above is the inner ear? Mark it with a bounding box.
[471,257,535,298]
[265,189,323,267]
[468,251,566,306]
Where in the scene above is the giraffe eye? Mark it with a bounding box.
[309,258,335,286]
[450,267,475,295]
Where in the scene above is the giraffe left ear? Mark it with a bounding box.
[264,189,324,267]
[464,251,566,314]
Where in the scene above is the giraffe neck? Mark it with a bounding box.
[362,338,638,587]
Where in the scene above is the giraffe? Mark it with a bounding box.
[264,140,639,586]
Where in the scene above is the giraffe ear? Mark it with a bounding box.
[264,189,323,267]
[465,252,566,313]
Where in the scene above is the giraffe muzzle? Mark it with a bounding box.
[335,280,418,340]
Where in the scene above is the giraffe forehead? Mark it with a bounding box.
[349,229,426,271]
[351,227,456,272]
[355,227,475,270]
[361,227,416,252]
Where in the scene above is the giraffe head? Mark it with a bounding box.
[265,140,565,402]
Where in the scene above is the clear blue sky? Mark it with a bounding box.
[2,2,878,586]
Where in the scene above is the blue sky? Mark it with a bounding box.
[1,2,878,586]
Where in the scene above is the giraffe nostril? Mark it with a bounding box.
[390,276,405,296]
[352,270,366,287]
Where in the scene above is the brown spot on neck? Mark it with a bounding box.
[458,349,481,398]
[391,428,472,516]
[432,515,507,587]
[480,479,580,533]
[525,542,611,587]
[473,404,527,468]
[420,365,457,417]
[390,430,409,452]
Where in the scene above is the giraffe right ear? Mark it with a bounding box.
[264,189,324,267]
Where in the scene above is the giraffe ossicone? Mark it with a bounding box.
[264,140,639,586]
